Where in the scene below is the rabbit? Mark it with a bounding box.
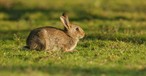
[25,13,85,52]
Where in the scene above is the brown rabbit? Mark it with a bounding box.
[25,13,85,52]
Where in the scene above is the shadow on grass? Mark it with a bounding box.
[0,65,145,76]
[84,33,146,44]
[0,7,146,21]
[0,8,62,21]
[0,29,29,40]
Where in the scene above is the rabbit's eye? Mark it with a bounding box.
[76,27,79,31]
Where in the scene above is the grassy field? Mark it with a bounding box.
[0,0,146,76]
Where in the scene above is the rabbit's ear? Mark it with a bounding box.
[60,13,71,30]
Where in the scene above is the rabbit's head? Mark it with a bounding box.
[60,13,85,39]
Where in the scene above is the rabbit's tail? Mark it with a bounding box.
[22,46,30,50]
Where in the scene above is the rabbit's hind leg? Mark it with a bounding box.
[37,29,48,51]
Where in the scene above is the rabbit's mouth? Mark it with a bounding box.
[79,33,85,39]
[80,36,84,39]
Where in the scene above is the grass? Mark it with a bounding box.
[0,0,146,76]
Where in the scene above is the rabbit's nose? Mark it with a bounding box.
[83,32,85,37]
[80,33,85,39]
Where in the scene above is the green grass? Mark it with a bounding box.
[0,0,146,76]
